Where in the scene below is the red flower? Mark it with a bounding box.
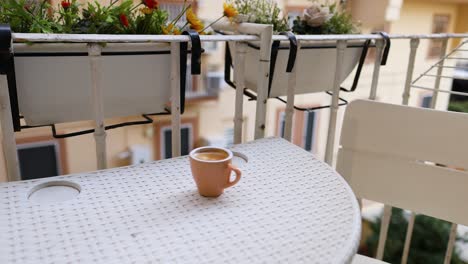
[119,13,129,27]
[61,1,71,9]
[143,0,158,9]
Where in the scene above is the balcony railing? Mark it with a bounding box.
[3,29,468,176]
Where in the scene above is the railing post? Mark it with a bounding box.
[430,38,448,109]
[401,213,415,264]
[88,43,107,170]
[376,204,392,260]
[233,42,247,144]
[0,75,20,181]
[170,42,181,157]
[254,25,273,140]
[324,40,346,166]
[369,39,385,100]
[403,38,420,105]
[284,40,300,142]
[444,223,458,264]
[400,38,420,264]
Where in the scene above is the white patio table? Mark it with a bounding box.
[0,138,361,264]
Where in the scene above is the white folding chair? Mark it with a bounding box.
[337,99,468,264]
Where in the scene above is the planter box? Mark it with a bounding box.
[13,42,174,126]
[230,40,366,98]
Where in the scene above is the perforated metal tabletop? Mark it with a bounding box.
[0,138,361,264]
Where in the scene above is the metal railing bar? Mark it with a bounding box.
[444,57,468,60]
[411,42,463,86]
[424,73,468,80]
[324,40,347,165]
[88,43,107,170]
[12,33,468,44]
[430,38,448,108]
[403,39,420,105]
[376,205,392,260]
[401,212,416,264]
[12,33,260,43]
[411,84,468,96]
[438,65,468,70]
[444,223,458,264]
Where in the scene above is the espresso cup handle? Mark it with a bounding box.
[225,164,241,189]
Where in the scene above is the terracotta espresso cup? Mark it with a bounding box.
[189,147,241,197]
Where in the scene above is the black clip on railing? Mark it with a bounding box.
[12,29,203,138]
[180,30,202,114]
[0,24,21,131]
[340,31,391,93]
[20,111,171,138]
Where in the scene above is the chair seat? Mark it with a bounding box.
[352,254,389,264]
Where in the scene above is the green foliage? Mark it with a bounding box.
[292,8,358,35]
[227,0,289,32]
[448,101,468,113]
[0,0,59,33]
[132,8,168,34]
[0,0,169,34]
[366,208,468,264]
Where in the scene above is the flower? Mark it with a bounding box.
[162,24,181,35]
[61,1,71,9]
[223,3,238,19]
[302,3,331,27]
[186,7,204,32]
[140,7,153,15]
[173,27,181,35]
[143,0,158,10]
[119,13,129,27]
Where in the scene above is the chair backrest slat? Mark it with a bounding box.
[337,100,468,225]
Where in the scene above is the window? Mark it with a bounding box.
[277,111,286,138]
[202,41,218,53]
[159,1,198,26]
[276,109,318,153]
[154,117,198,160]
[428,14,450,58]
[205,71,223,95]
[303,111,316,151]
[160,124,193,159]
[224,127,234,147]
[421,95,433,108]
[17,141,61,180]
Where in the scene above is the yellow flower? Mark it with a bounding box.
[186,7,204,32]
[140,7,153,15]
[223,3,238,19]
[190,21,205,32]
[162,24,173,34]
[162,24,181,35]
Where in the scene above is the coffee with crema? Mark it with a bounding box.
[190,146,241,197]
[194,151,228,161]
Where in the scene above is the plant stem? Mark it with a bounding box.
[181,21,189,31]
[130,2,142,12]
[170,3,191,26]
[109,0,119,8]
[201,15,225,32]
